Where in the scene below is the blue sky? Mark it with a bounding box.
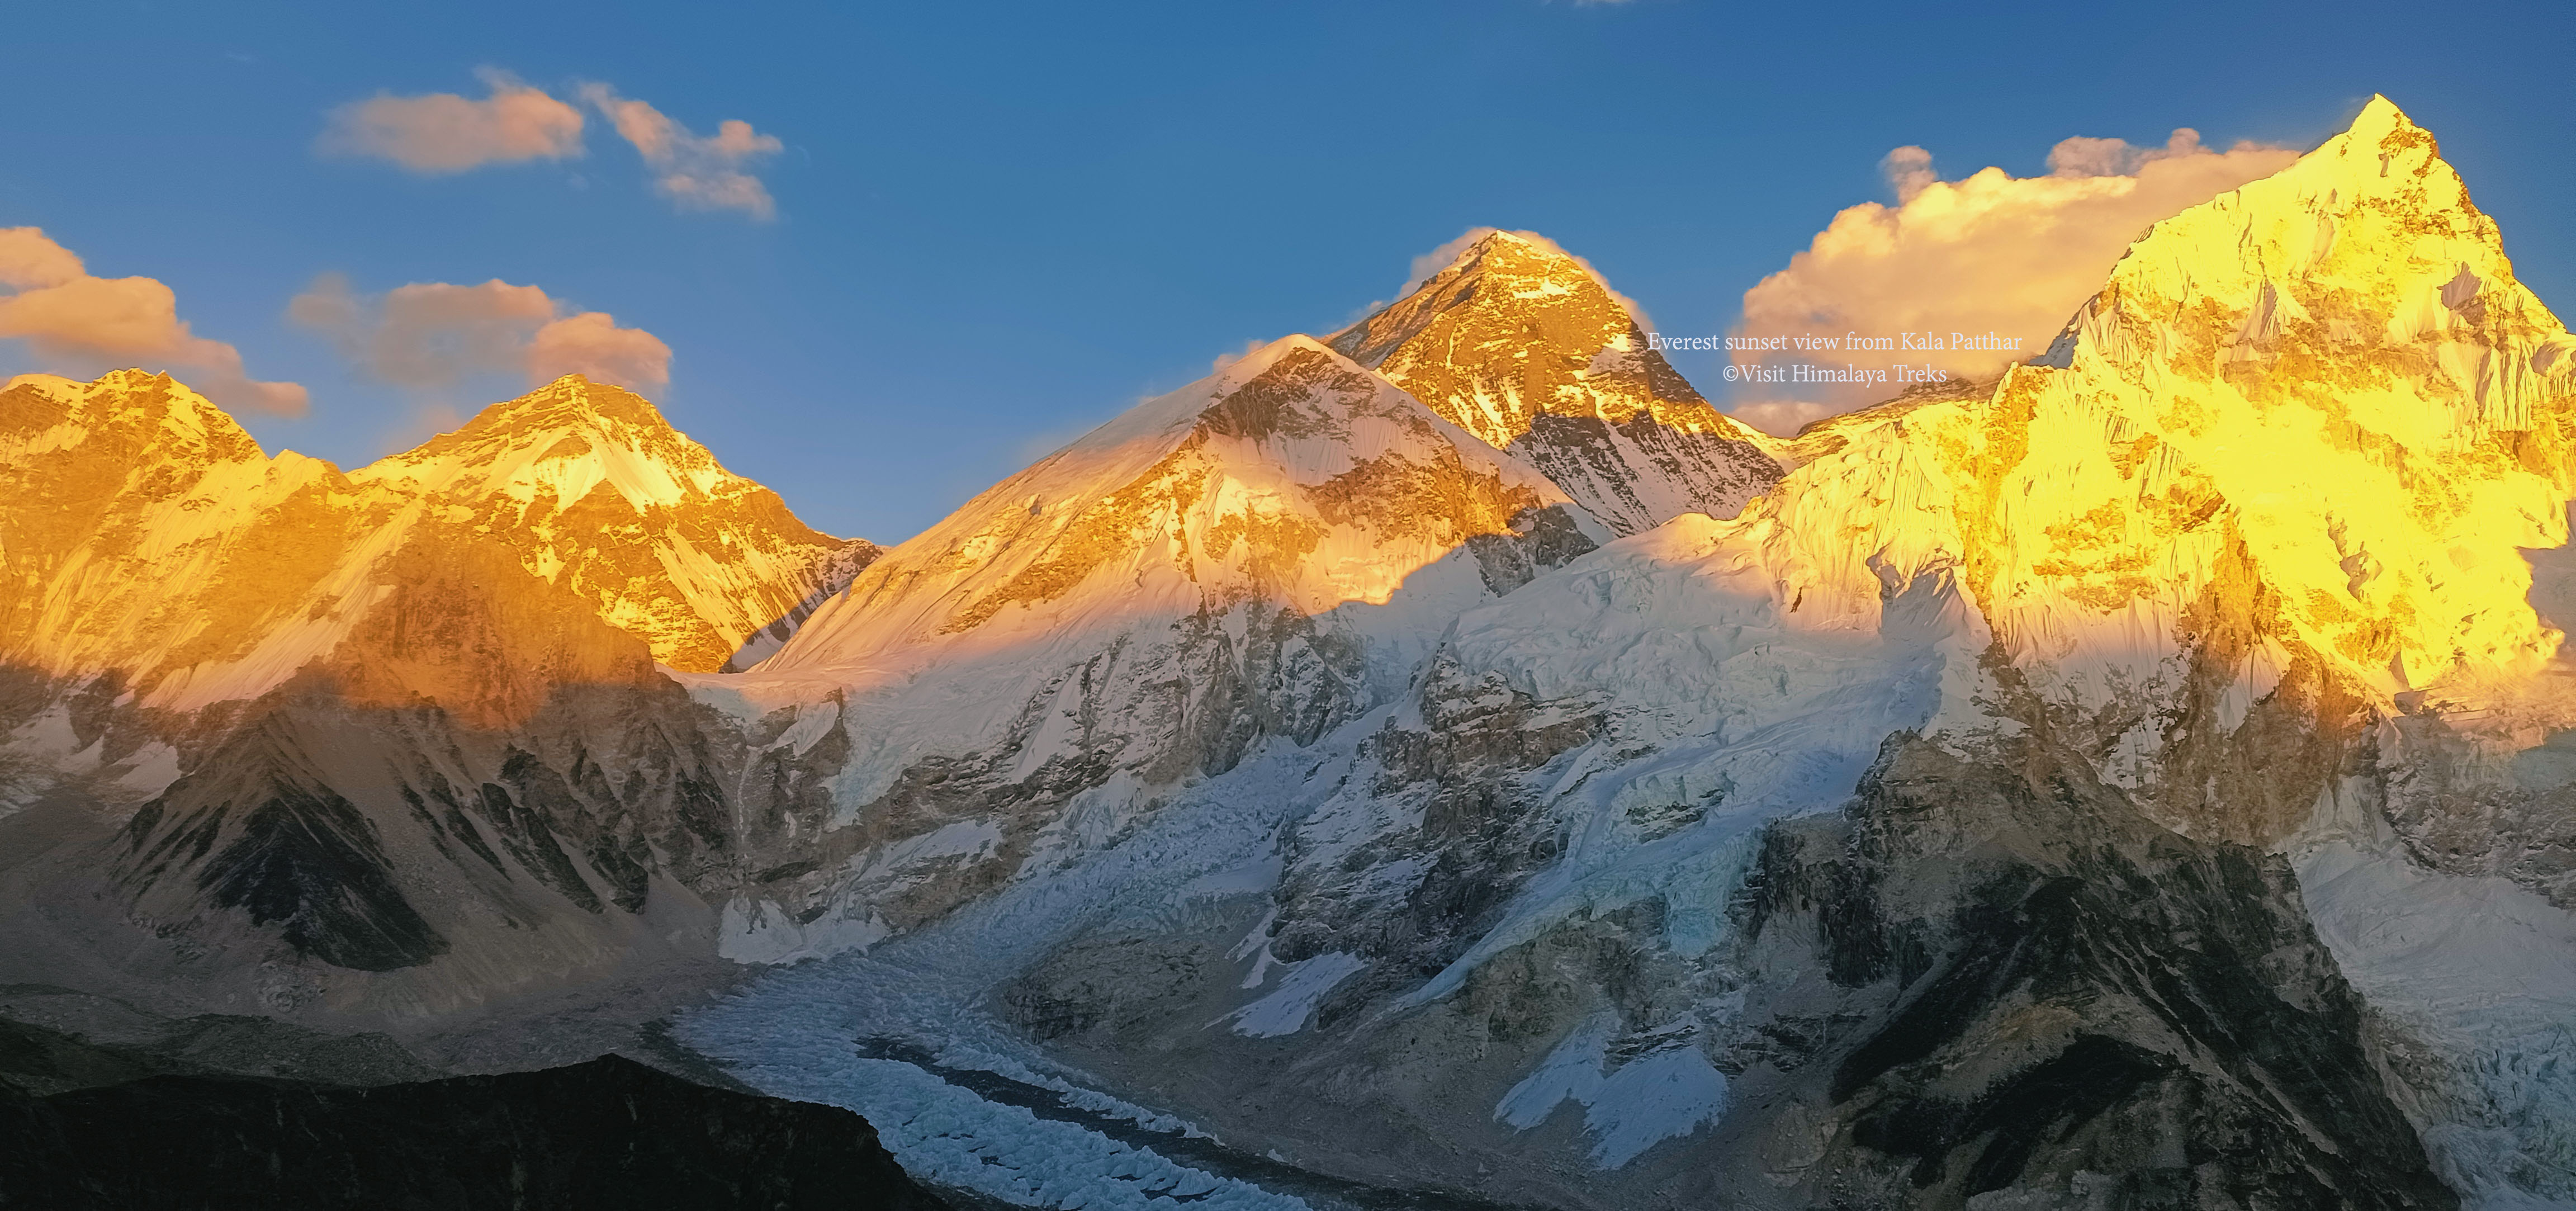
[5,0,2571,541]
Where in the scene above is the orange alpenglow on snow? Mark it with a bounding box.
[0,370,871,726]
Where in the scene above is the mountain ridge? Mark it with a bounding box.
[0,370,870,716]
[4,93,2574,1211]
[675,94,2575,1210]
[1330,229,1785,535]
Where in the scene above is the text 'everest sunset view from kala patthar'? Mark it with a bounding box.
[1,7,2572,1210]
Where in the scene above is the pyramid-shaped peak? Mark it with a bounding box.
[1422,228,1598,288]
[2039,88,2569,446]
[2348,94,2417,140]
[2270,92,2463,204]
[1325,229,1781,533]
[2070,92,2490,319]
[2331,93,2436,157]
[394,375,682,461]
[1337,229,1644,375]
[491,373,669,428]
[348,373,742,521]
[2,368,266,464]
[1464,228,1554,257]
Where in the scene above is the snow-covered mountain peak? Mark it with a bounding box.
[1,370,368,708]
[356,374,725,510]
[766,334,1579,675]
[1331,230,1782,534]
[2,367,859,709]
[341,375,855,671]
[1781,96,2576,829]
[2033,90,2572,536]
[704,335,1610,958]
[1,368,270,473]
[1331,229,1673,438]
[2329,93,2449,187]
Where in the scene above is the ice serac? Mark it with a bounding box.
[1331,229,1784,534]
[711,334,1602,961]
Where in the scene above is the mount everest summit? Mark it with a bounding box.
[3,96,2574,1209]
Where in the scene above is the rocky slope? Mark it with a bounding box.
[0,372,865,1024]
[707,334,1603,961]
[1332,230,1783,535]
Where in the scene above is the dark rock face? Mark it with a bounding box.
[1736,735,2457,1209]
[92,664,771,983]
[119,716,449,972]
[0,1053,946,1211]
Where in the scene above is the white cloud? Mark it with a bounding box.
[318,69,585,174]
[577,84,783,220]
[1732,127,2299,414]
[1404,228,1498,295]
[318,72,782,221]
[1209,338,1266,373]
[528,310,675,387]
[290,273,669,390]
[0,228,307,416]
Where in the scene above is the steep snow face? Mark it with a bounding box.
[0,370,396,712]
[1992,93,2573,699]
[1332,230,1783,534]
[0,371,859,719]
[708,335,1603,961]
[1751,95,2576,848]
[769,336,1584,670]
[356,375,864,673]
[721,540,887,672]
